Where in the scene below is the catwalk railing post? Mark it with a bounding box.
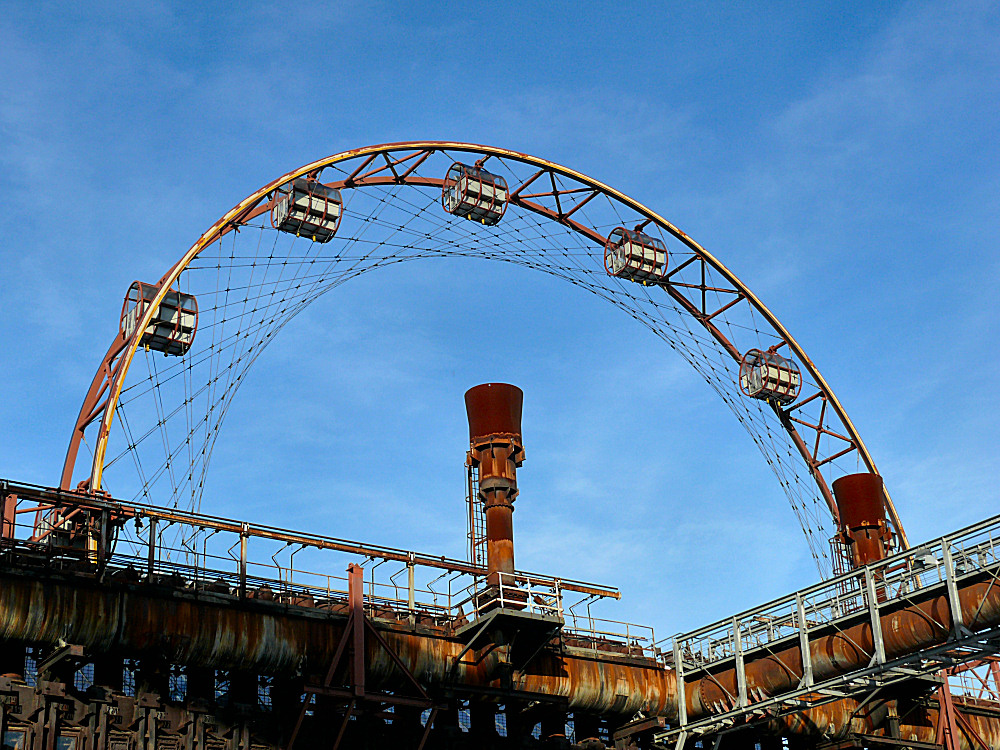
[673,638,687,727]
[864,567,885,665]
[147,517,157,579]
[733,617,747,707]
[1,488,16,539]
[673,637,690,750]
[942,542,966,636]
[348,563,365,698]
[239,523,249,599]
[796,593,813,688]
[98,508,110,569]
[407,555,415,625]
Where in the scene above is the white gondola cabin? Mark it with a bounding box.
[604,227,669,284]
[442,162,508,225]
[739,348,802,405]
[120,281,198,357]
[271,178,343,243]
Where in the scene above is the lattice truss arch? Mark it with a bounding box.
[60,142,908,576]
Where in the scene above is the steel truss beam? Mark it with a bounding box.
[286,564,440,750]
[654,509,1000,750]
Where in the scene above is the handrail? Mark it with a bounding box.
[0,478,619,599]
[671,508,1000,669]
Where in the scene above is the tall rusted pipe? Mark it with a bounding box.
[465,383,524,585]
[833,473,891,568]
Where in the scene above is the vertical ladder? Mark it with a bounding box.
[829,535,862,611]
[467,462,486,568]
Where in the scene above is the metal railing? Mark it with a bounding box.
[564,613,658,660]
[657,510,1000,749]
[949,658,1000,703]
[454,571,565,620]
[447,572,661,659]
[672,512,1000,671]
[0,480,664,650]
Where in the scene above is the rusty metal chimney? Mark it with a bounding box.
[465,383,524,585]
[832,473,891,568]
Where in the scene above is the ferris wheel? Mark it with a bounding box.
[59,142,907,577]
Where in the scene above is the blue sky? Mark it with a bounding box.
[0,1,997,633]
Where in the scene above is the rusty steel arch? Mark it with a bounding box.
[61,142,908,572]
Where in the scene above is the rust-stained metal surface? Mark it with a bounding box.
[0,567,669,715]
[517,648,675,716]
[5,552,1000,732]
[0,543,996,749]
[772,694,1000,750]
[1,472,998,750]
[4,480,1000,742]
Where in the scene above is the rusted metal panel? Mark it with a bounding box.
[771,694,1000,750]
[2,572,1000,744]
[465,384,523,440]
[0,570,668,715]
[5,561,1000,725]
[517,649,677,716]
[0,577,122,651]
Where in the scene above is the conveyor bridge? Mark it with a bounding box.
[657,511,1000,748]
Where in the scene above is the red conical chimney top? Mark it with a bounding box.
[464,383,523,441]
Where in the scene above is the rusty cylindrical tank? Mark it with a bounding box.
[772,693,1000,750]
[0,572,675,717]
[465,383,524,584]
[833,473,891,568]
